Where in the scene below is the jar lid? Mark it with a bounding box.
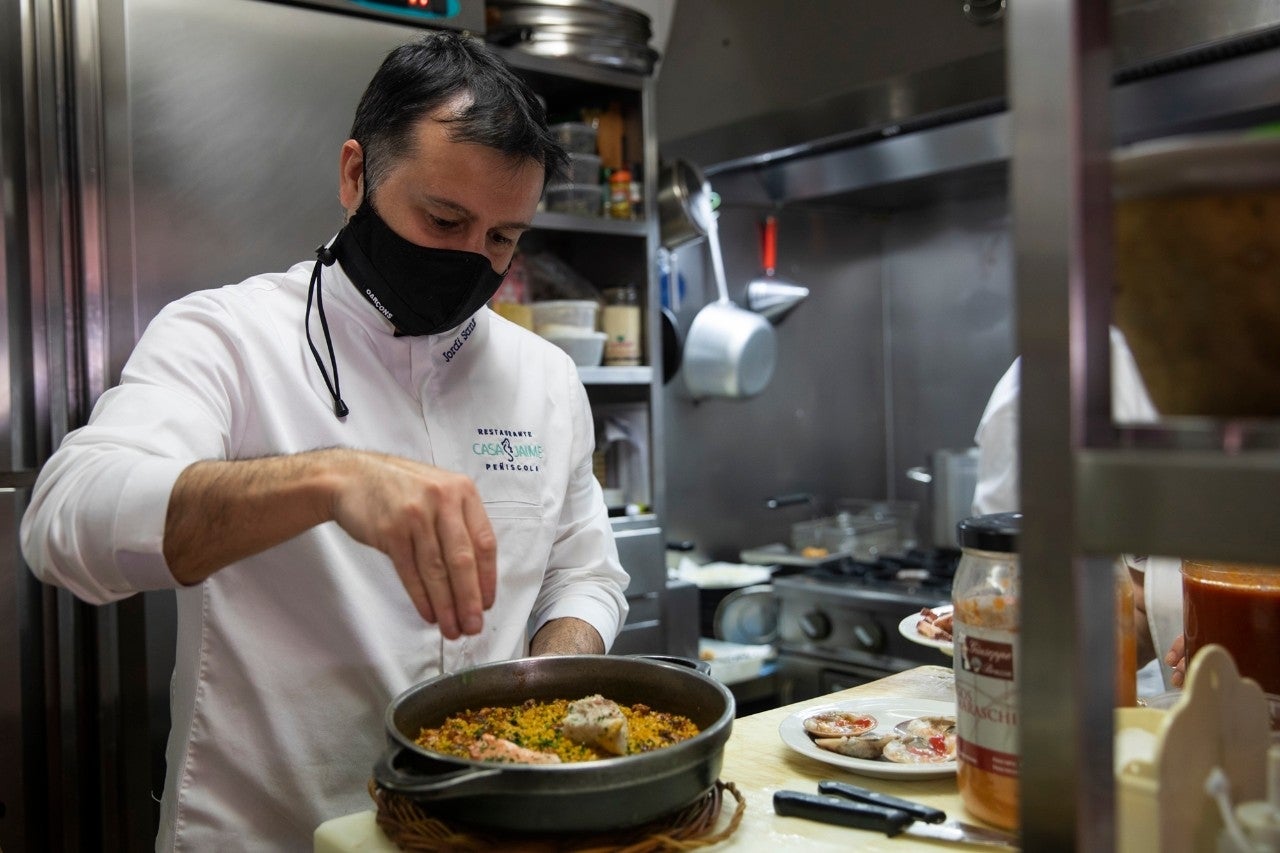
[957,512,1021,553]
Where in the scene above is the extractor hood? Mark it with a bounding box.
[661,0,1280,204]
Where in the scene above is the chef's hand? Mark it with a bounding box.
[1165,634,1187,687]
[164,448,497,640]
[327,449,497,638]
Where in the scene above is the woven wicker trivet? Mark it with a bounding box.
[368,778,746,853]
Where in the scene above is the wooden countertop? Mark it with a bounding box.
[315,665,987,852]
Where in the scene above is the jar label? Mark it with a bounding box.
[954,621,1019,778]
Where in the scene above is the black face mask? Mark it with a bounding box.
[332,199,508,337]
[305,198,510,419]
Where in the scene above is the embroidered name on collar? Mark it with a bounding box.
[441,317,478,363]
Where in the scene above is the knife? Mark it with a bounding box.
[818,779,947,823]
[773,791,1020,849]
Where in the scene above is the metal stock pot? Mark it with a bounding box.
[372,655,735,832]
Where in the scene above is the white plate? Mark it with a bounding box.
[778,697,958,780]
[898,604,955,656]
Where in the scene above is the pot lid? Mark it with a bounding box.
[714,584,778,644]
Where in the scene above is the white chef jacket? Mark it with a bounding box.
[971,327,1182,692]
[20,258,630,851]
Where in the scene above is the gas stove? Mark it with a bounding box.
[771,549,958,702]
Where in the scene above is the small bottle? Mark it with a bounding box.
[608,167,632,220]
[601,285,642,366]
[628,163,644,219]
[953,512,1020,831]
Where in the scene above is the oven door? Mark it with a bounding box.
[775,649,908,704]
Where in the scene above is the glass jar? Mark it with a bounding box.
[1182,559,1280,695]
[953,512,1021,831]
[601,285,642,366]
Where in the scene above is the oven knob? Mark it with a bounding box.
[799,610,831,641]
[851,620,885,652]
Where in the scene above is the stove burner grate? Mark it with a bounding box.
[805,547,958,591]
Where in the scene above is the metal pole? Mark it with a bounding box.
[1010,0,1118,848]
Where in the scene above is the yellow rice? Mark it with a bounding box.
[415,697,700,763]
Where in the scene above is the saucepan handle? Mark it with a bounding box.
[629,653,712,676]
[372,746,502,797]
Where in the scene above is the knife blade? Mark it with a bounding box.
[773,791,1020,849]
[818,779,947,823]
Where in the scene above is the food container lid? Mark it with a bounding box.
[957,512,1021,553]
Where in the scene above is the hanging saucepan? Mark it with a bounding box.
[372,654,734,832]
[657,159,715,250]
[682,195,777,399]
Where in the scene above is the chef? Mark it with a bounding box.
[20,32,629,850]
[972,327,1184,694]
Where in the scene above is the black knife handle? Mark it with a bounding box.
[773,791,912,835]
[818,780,947,824]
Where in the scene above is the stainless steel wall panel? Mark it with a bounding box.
[660,190,1015,562]
[660,204,888,559]
[100,0,421,383]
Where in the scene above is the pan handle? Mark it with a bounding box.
[372,746,503,797]
[630,653,712,676]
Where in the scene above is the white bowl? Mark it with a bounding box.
[543,330,606,367]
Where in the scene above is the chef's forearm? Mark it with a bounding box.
[164,452,336,584]
[530,616,605,656]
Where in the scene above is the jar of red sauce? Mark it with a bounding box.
[1182,559,1280,695]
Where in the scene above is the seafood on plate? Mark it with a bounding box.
[894,715,956,739]
[916,606,954,641]
[882,733,957,764]
[802,710,878,738]
[806,713,957,763]
[813,731,899,759]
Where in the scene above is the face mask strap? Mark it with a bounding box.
[306,245,350,418]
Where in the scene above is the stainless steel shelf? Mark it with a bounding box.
[1077,448,1280,562]
[532,210,648,237]
[578,365,652,385]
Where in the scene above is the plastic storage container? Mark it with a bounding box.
[549,121,597,155]
[545,183,603,217]
[531,300,599,335]
[952,512,1021,831]
[566,152,602,185]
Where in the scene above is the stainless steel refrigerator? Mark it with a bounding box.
[0,1,482,848]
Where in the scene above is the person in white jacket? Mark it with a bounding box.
[971,327,1185,695]
[20,32,629,850]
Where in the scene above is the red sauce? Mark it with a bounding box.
[1183,562,1280,695]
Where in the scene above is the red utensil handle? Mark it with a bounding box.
[762,215,777,274]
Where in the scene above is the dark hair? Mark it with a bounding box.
[350,31,568,194]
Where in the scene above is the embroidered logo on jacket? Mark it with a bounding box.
[473,427,542,472]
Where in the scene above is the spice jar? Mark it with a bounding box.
[608,167,632,220]
[1182,559,1280,695]
[601,285,642,366]
[953,512,1020,831]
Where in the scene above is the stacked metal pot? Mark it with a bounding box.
[485,0,660,75]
